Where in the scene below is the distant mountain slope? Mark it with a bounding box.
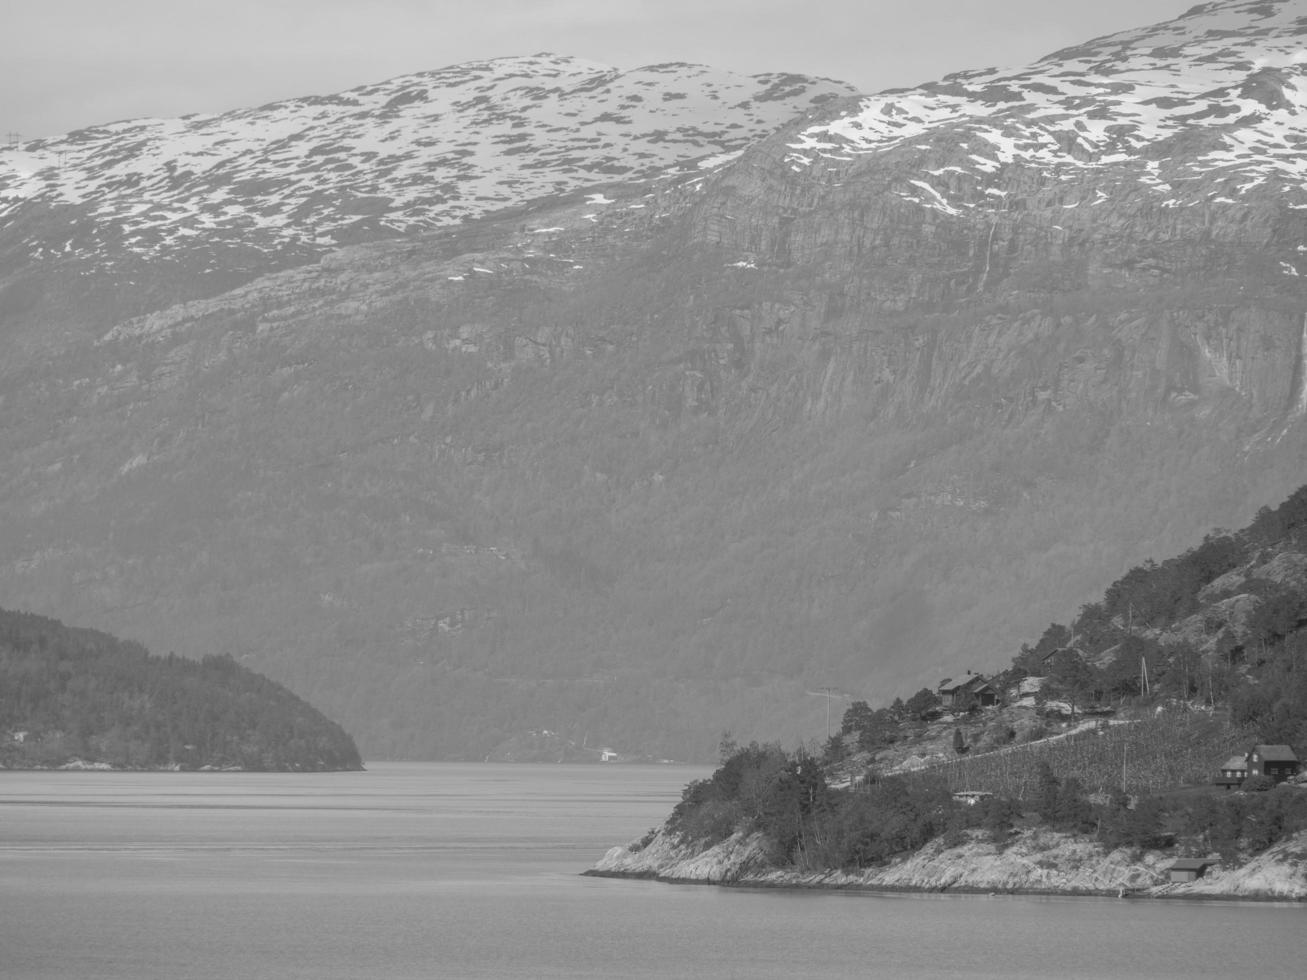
[2,3,1307,764]
[0,54,854,271]
[0,607,363,770]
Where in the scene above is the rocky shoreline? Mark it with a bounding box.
[586,827,1307,902]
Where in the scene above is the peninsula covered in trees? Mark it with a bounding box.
[592,484,1307,898]
[0,608,362,771]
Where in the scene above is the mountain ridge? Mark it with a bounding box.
[0,53,855,272]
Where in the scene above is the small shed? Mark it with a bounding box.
[951,790,993,807]
[1247,744,1300,783]
[1167,858,1214,883]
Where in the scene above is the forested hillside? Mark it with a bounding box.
[0,608,362,770]
[648,485,1307,881]
[827,482,1307,780]
[1008,482,1307,744]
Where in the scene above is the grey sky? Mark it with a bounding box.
[4,0,1192,140]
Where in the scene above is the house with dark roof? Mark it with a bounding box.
[1213,744,1299,789]
[1246,744,1299,783]
[937,674,998,710]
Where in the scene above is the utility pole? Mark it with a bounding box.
[806,687,840,740]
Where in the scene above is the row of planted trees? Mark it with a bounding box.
[927,711,1249,799]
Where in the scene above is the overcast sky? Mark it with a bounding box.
[4,0,1191,140]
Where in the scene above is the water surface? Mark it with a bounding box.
[0,762,1300,979]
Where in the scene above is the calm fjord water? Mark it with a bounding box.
[0,762,1300,979]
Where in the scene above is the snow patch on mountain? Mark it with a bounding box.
[0,54,855,266]
[787,1,1307,209]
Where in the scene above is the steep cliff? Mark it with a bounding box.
[667,0,1307,429]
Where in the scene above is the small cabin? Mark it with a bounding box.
[1167,858,1213,883]
[937,674,998,709]
[1246,744,1300,783]
[951,790,993,807]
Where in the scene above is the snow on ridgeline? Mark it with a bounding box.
[0,54,856,263]
[787,1,1307,202]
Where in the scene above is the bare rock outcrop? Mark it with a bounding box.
[591,826,1307,900]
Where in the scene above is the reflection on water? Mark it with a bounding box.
[0,763,1301,979]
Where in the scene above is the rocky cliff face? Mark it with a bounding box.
[1,3,1306,761]
[665,0,1307,426]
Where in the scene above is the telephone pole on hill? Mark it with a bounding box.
[806,687,844,740]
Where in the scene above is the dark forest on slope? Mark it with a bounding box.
[0,608,362,770]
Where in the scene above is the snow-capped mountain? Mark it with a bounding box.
[786,0,1307,214]
[0,54,854,266]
